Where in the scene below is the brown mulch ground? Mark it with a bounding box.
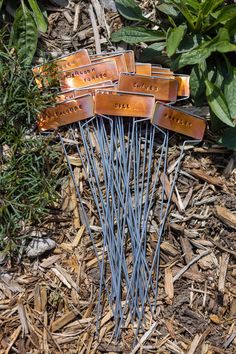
[0,1,236,353]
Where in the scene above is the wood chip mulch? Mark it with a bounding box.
[1,143,235,354]
[1,1,236,353]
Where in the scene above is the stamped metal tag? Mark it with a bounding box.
[34,49,91,75]
[56,81,114,102]
[135,63,152,76]
[38,94,94,131]
[122,51,135,73]
[94,90,155,118]
[152,103,206,140]
[118,73,178,102]
[151,66,173,75]
[91,50,135,73]
[174,74,190,98]
[60,60,119,90]
[74,83,116,98]
[91,53,128,74]
[56,89,76,102]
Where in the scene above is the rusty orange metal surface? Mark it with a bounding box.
[148,72,190,97]
[135,63,152,76]
[60,60,119,90]
[56,89,76,102]
[118,73,178,102]
[91,53,127,74]
[174,75,190,97]
[56,81,114,102]
[34,49,91,75]
[94,90,155,118]
[151,66,172,75]
[38,94,94,131]
[152,103,206,140]
[122,51,135,73]
[91,50,135,73]
[74,83,116,98]
[152,72,175,79]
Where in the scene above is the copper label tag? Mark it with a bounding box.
[56,89,76,102]
[91,53,128,74]
[74,84,116,98]
[151,66,173,75]
[135,63,151,76]
[121,51,135,72]
[152,103,206,140]
[94,90,155,118]
[151,72,174,79]
[34,49,91,75]
[60,60,119,90]
[56,81,114,102]
[91,50,135,73]
[38,94,94,131]
[118,73,178,102]
[174,75,190,97]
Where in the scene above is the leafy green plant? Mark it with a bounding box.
[0,40,62,259]
[0,0,47,64]
[112,0,236,149]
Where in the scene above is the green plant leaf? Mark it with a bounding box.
[190,65,206,106]
[171,0,196,30]
[115,0,149,22]
[172,45,211,69]
[0,0,4,11]
[219,127,236,149]
[177,34,205,53]
[173,28,236,69]
[210,41,236,53]
[12,5,38,65]
[140,42,166,61]
[224,66,236,119]
[205,79,235,127]
[111,26,165,44]
[28,0,47,33]
[183,0,200,12]
[156,3,179,16]
[209,4,236,29]
[166,25,186,57]
[201,0,224,17]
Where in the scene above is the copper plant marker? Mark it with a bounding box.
[74,84,116,98]
[118,73,178,102]
[135,63,152,76]
[91,50,135,73]
[56,81,115,102]
[60,60,119,90]
[91,53,128,74]
[146,71,190,98]
[174,75,190,98]
[152,102,206,140]
[38,94,94,131]
[151,66,172,75]
[56,89,76,102]
[33,49,91,88]
[94,90,155,118]
[122,51,135,73]
[33,49,91,75]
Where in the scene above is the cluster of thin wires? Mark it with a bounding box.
[60,116,197,339]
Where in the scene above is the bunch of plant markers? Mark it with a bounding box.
[34,49,206,338]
